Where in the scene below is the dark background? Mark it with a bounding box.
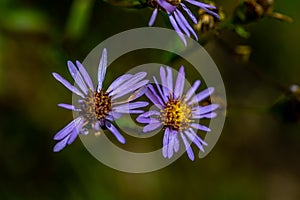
[0,0,299,199]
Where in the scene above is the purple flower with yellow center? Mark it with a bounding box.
[147,0,220,45]
[52,48,149,152]
[137,66,218,160]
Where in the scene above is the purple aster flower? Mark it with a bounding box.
[52,48,149,152]
[147,0,220,45]
[137,66,218,160]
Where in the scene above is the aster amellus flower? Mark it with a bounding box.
[137,66,218,160]
[147,0,220,45]
[52,48,149,152]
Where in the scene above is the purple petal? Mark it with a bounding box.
[97,48,108,92]
[174,11,191,37]
[149,8,158,26]
[185,0,220,19]
[137,115,160,124]
[175,10,198,40]
[58,103,81,111]
[126,86,148,102]
[166,67,173,93]
[67,61,88,94]
[153,76,168,103]
[167,131,175,158]
[189,128,207,146]
[193,112,217,119]
[145,85,164,110]
[52,73,84,98]
[180,133,195,161]
[185,80,201,102]
[162,128,170,158]
[185,129,205,152]
[191,123,211,132]
[111,80,149,100]
[174,66,185,98]
[192,104,219,115]
[53,135,70,152]
[160,67,170,99]
[76,61,95,91]
[106,121,125,144]
[185,0,216,9]
[180,3,197,24]
[188,87,214,105]
[169,14,187,46]
[107,74,133,93]
[173,132,179,152]
[109,72,146,96]
[109,111,122,119]
[139,110,160,118]
[157,0,176,12]
[143,122,162,132]
[113,101,149,113]
[67,130,79,145]
[53,117,82,140]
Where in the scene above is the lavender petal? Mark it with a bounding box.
[143,122,162,132]
[180,133,195,161]
[139,110,160,118]
[174,66,185,98]
[76,61,95,91]
[53,117,82,140]
[157,0,176,12]
[113,101,149,113]
[175,9,198,40]
[167,131,175,158]
[192,104,219,115]
[53,135,70,152]
[162,128,170,158]
[166,66,173,93]
[97,48,108,92]
[173,132,180,152]
[111,80,149,100]
[169,14,187,46]
[188,87,214,105]
[160,67,170,99]
[153,76,168,103]
[106,121,125,144]
[185,0,220,19]
[67,61,88,94]
[185,129,204,152]
[107,74,133,93]
[126,86,148,102]
[58,103,81,111]
[109,72,146,96]
[191,123,211,132]
[174,10,191,37]
[180,3,197,24]
[52,73,84,98]
[192,112,217,119]
[185,80,201,102]
[145,85,164,110]
[149,8,158,26]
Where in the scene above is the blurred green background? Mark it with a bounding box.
[0,0,299,199]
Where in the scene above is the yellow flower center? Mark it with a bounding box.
[160,97,192,131]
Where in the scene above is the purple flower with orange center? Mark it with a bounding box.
[52,48,149,152]
[137,66,218,160]
[147,0,220,45]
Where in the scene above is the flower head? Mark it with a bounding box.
[137,66,218,160]
[52,48,149,152]
[147,0,220,45]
